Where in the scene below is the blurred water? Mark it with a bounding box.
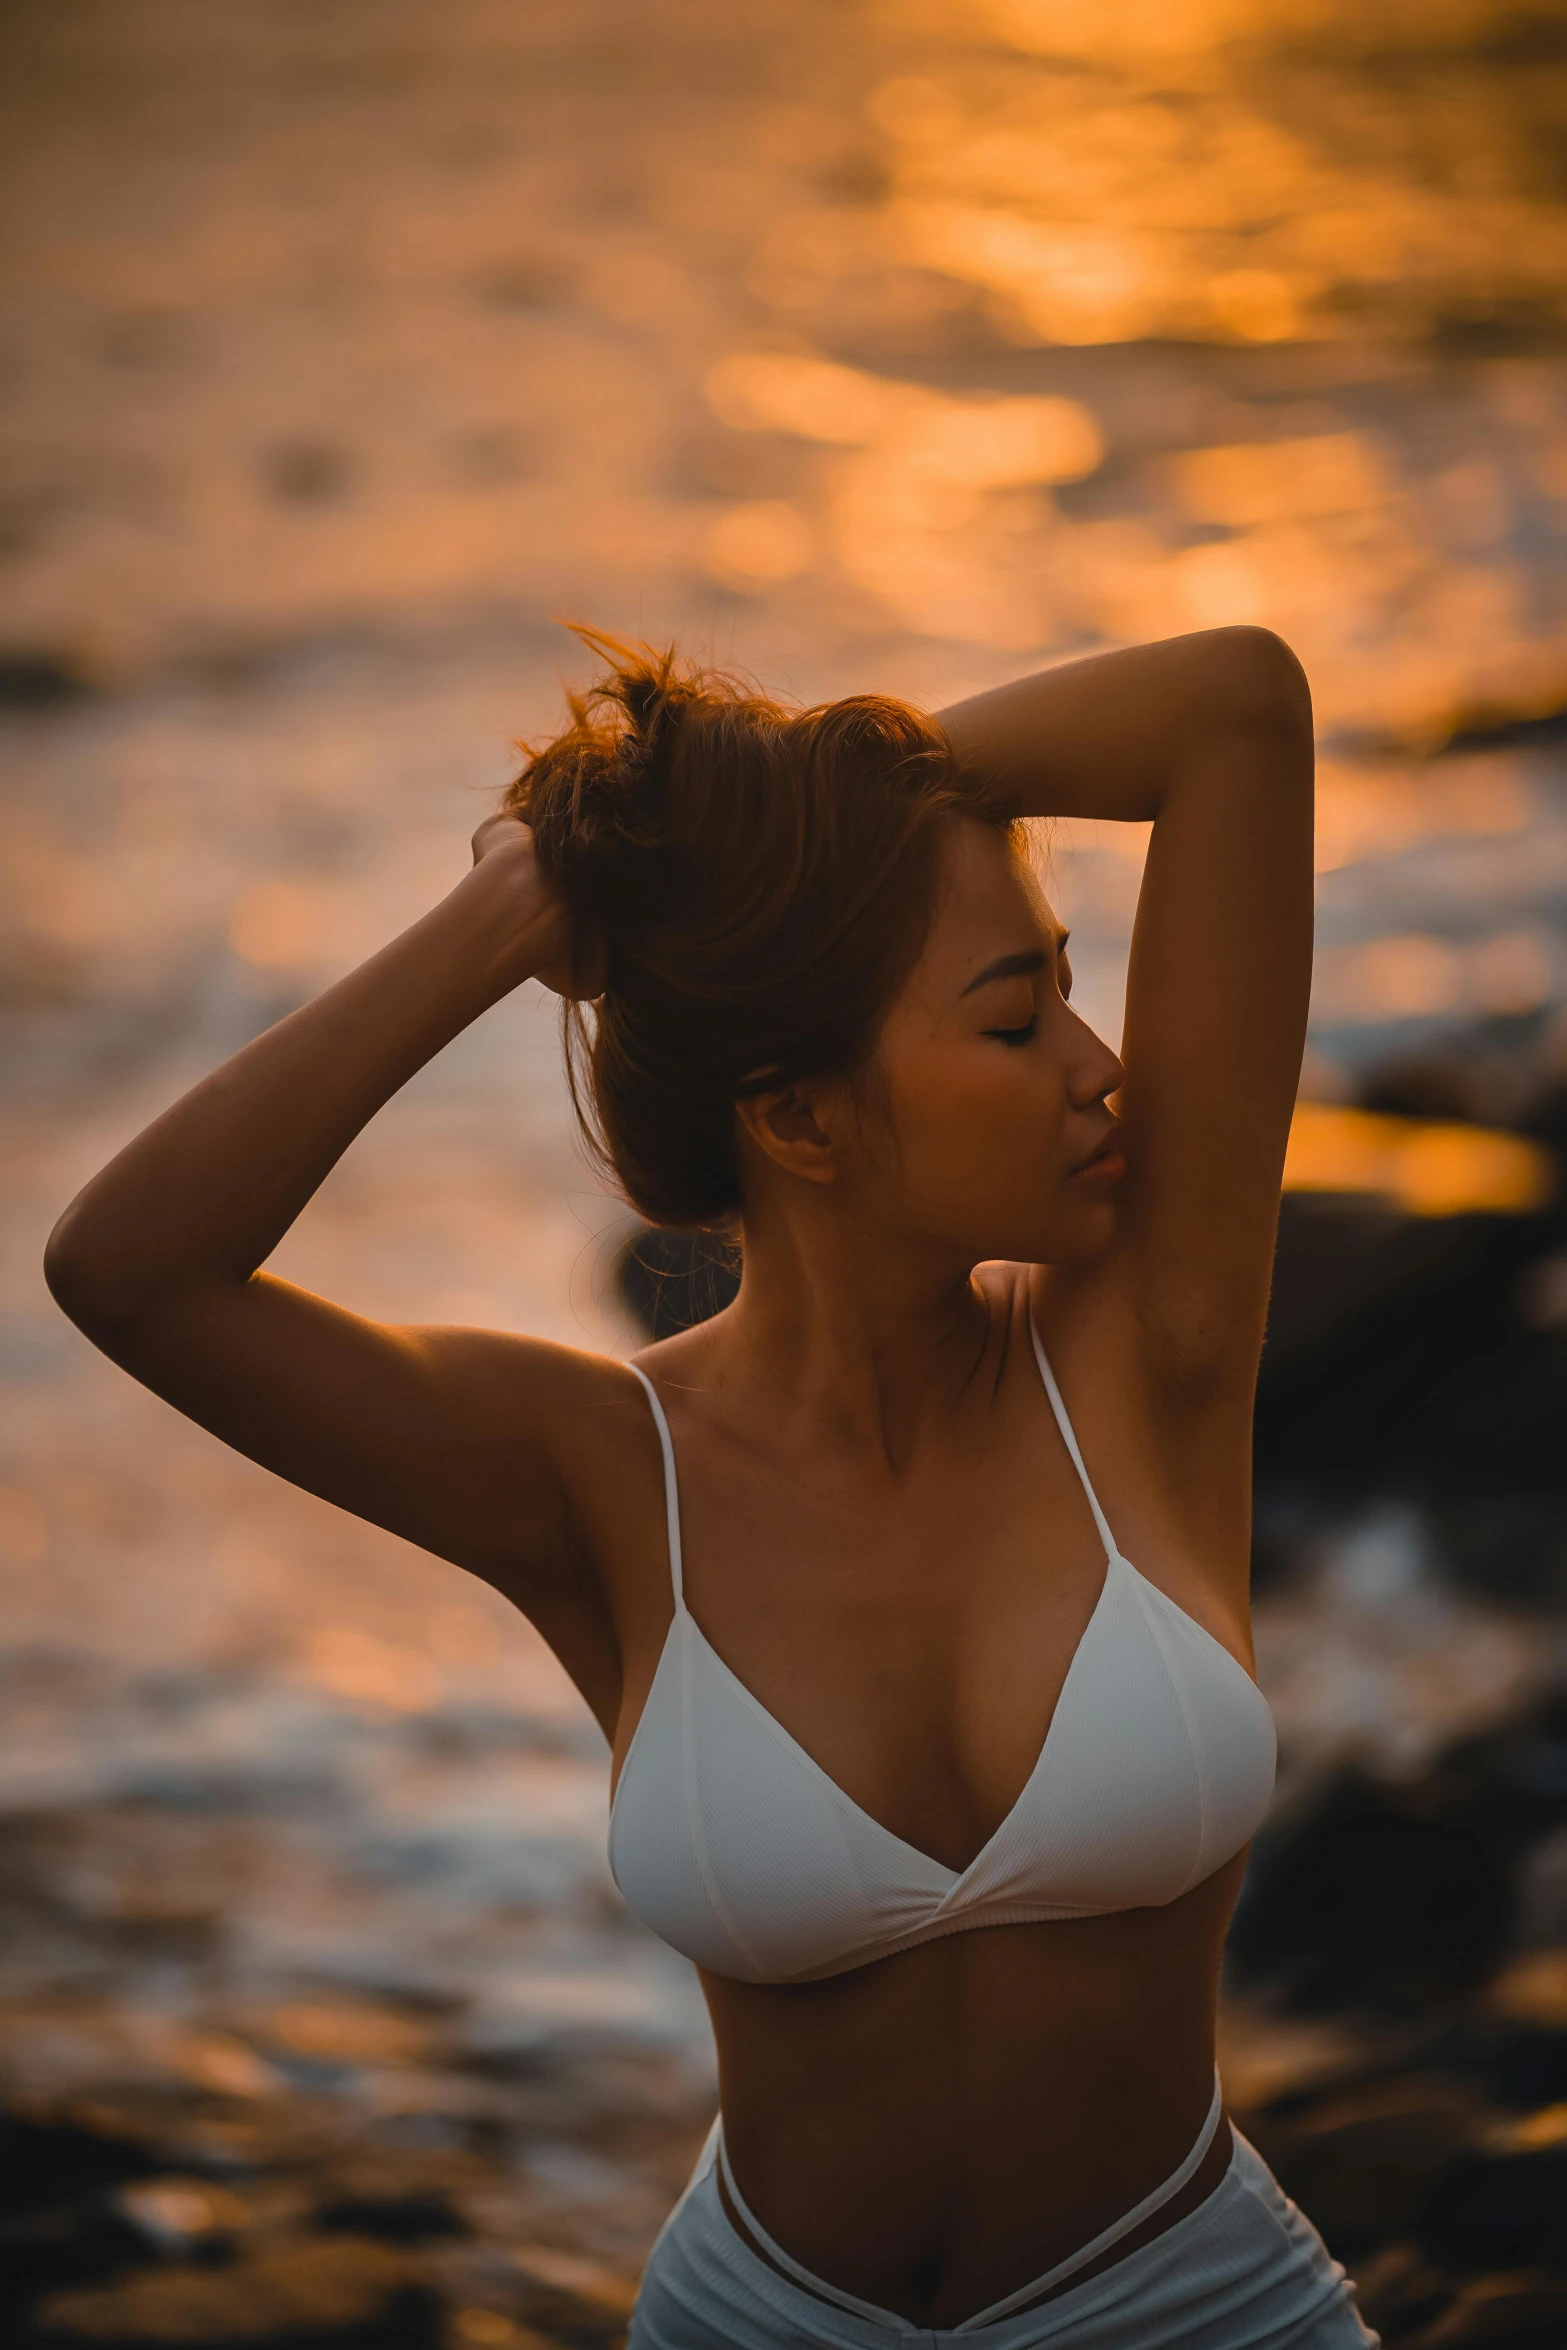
[2,0,1566,2298]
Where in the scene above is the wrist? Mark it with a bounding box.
[446,855,566,998]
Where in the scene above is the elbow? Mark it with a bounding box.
[43,1206,125,1341]
[43,1211,94,1329]
[46,1203,232,1349]
[1208,626,1313,751]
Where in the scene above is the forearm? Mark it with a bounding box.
[46,857,554,1332]
[935,627,1312,823]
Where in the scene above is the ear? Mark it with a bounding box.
[734,1080,841,1187]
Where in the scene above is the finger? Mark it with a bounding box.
[470,811,532,862]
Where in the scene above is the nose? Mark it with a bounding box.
[1067,1010,1124,1111]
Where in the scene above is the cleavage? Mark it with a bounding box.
[676,1446,1110,1875]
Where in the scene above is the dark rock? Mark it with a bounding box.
[1516,1830,1567,1947]
[1349,2241,1454,2344]
[614,1226,739,1342]
[0,2118,163,2222]
[1257,1188,1567,1508]
[1483,2027,1567,2110]
[0,2195,152,2307]
[1416,2144,1567,2271]
[1443,702,1567,753]
[1228,1770,1517,2011]
[1418,2274,1567,2347]
[1443,1696,1567,1849]
[1418,2014,1567,2113]
[1244,2079,1484,2258]
[314,2190,463,2243]
[1431,1499,1567,1608]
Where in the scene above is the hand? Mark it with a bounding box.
[469,813,601,999]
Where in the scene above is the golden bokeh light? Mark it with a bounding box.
[301,1626,441,1714]
[1284,1104,1554,1217]
[700,501,815,589]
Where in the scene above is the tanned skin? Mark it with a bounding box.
[46,626,1313,2327]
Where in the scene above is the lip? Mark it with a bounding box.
[1071,1126,1126,1181]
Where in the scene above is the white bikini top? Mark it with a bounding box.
[609,1322,1276,1985]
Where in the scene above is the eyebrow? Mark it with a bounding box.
[959,932,1069,999]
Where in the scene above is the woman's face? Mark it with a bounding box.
[854,819,1126,1269]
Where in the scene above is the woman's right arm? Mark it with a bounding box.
[44,820,628,1704]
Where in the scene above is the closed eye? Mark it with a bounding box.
[984,1014,1039,1047]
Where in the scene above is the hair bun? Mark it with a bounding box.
[505,630,692,947]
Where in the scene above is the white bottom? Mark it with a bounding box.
[628,2124,1379,2349]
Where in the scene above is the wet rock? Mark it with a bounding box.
[1228,1769,1516,2011]
[1418,2274,1567,2347]
[29,2233,438,2346]
[1244,2079,1485,2258]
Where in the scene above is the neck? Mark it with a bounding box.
[705,1192,996,1476]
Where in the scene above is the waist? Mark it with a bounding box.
[711,2076,1233,2332]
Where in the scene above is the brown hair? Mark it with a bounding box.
[505,631,1015,1227]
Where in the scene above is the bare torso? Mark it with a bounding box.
[570,1268,1260,2326]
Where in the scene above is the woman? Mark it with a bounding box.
[45,625,1375,2347]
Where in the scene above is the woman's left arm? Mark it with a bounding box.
[937,626,1314,1398]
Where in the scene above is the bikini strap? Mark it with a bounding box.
[1026,1317,1120,1564]
[962,2073,1226,2325]
[626,1362,686,1613]
[715,2131,908,2327]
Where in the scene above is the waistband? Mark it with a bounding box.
[712,2070,1227,2333]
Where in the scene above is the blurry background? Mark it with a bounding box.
[2,3,1566,2344]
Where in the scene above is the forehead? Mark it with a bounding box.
[923,821,1059,975]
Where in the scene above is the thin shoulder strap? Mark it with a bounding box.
[626,1362,686,1612]
[1026,1317,1120,1564]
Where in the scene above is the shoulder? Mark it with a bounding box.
[402,1324,664,1572]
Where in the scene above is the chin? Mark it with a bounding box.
[1032,1198,1119,1267]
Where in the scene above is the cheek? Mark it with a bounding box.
[884,1039,1069,1186]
